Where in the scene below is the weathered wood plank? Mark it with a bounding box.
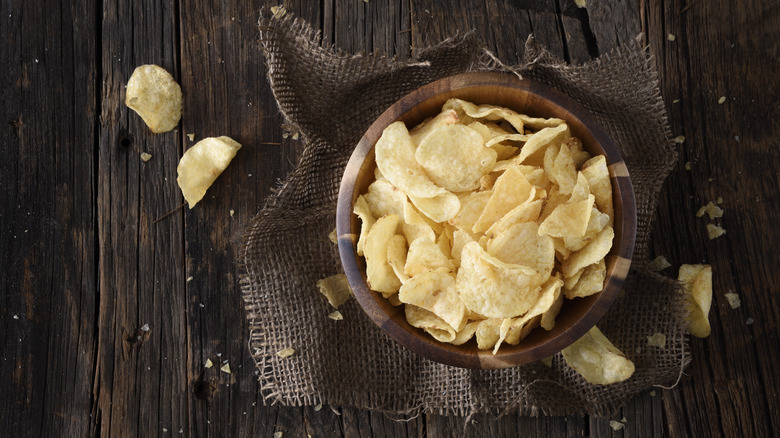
[644,0,780,437]
[0,0,99,436]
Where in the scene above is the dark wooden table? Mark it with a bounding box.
[2,0,777,436]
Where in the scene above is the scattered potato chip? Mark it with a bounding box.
[685,161,692,170]
[316,274,353,308]
[610,420,626,431]
[276,348,295,358]
[718,96,726,104]
[364,215,402,293]
[541,356,553,367]
[673,135,685,144]
[667,33,676,41]
[328,310,343,321]
[716,196,723,204]
[125,64,182,133]
[678,264,713,338]
[724,292,741,309]
[647,255,672,272]
[204,358,213,368]
[706,223,726,240]
[140,152,152,162]
[220,363,231,374]
[415,124,496,192]
[561,326,635,385]
[696,201,724,219]
[647,333,666,347]
[328,227,338,244]
[177,136,242,208]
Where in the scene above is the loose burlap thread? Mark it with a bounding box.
[239,11,689,417]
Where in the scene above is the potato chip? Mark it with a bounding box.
[647,255,672,272]
[478,172,500,191]
[364,215,402,293]
[398,200,436,244]
[538,185,569,222]
[364,179,407,219]
[706,223,726,240]
[483,199,543,239]
[568,172,592,203]
[696,202,724,219]
[177,136,242,208]
[375,121,450,199]
[484,134,530,148]
[561,326,635,385]
[472,166,535,233]
[451,321,480,345]
[437,226,454,260]
[328,227,338,244]
[564,259,606,299]
[475,318,502,350]
[565,137,591,168]
[546,140,578,194]
[456,242,541,318]
[515,123,570,166]
[562,226,614,278]
[581,155,613,219]
[404,237,455,278]
[562,207,610,252]
[408,193,461,224]
[678,264,713,338]
[451,229,476,267]
[444,98,564,132]
[724,292,741,309]
[125,64,182,133]
[387,235,409,284]
[316,274,354,308]
[486,222,555,278]
[497,277,563,350]
[409,109,460,146]
[398,268,466,330]
[450,191,492,233]
[647,333,666,347]
[405,305,456,343]
[538,195,594,238]
[353,195,375,256]
[415,124,497,192]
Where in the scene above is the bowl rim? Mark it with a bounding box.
[337,71,636,369]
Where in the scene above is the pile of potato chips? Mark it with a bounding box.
[355,99,616,355]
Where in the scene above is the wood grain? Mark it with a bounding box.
[1,0,777,436]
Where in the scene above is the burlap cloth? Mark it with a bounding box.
[239,11,689,417]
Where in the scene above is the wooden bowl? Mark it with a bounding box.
[336,72,636,369]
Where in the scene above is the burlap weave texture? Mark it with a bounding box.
[239,11,688,416]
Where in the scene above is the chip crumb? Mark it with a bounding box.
[648,255,672,272]
[162,428,168,433]
[141,323,150,332]
[697,202,724,219]
[186,276,193,282]
[314,404,323,412]
[187,133,195,141]
[647,333,666,347]
[216,352,222,357]
[574,0,586,7]
[685,161,691,170]
[718,96,726,104]
[277,347,295,358]
[220,363,231,374]
[716,196,723,204]
[273,432,283,438]
[230,209,235,217]
[673,135,685,144]
[746,317,754,325]
[668,33,676,41]
[204,358,213,368]
[610,420,626,431]
[673,99,680,104]
[707,223,726,240]
[724,292,741,309]
[328,227,338,244]
[270,6,286,17]
[13,314,19,320]
[328,310,343,321]
[708,177,714,182]
[540,356,553,367]
[650,390,656,397]
[140,152,152,162]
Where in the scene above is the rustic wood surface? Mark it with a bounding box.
[1,0,776,436]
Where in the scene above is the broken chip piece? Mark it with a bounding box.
[125,64,182,133]
[678,264,713,338]
[176,136,242,208]
[706,223,726,240]
[316,274,353,308]
[647,255,672,272]
[724,292,741,309]
[561,326,635,385]
[647,333,666,347]
[276,348,295,358]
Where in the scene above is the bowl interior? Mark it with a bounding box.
[337,72,636,369]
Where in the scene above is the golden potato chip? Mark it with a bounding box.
[276,348,296,358]
[375,121,450,199]
[564,137,591,168]
[561,326,635,385]
[497,277,563,349]
[328,310,343,321]
[724,292,741,309]
[546,140,578,194]
[472,166,535,233]
[523,168,552,192]
[450,191,492,233]
[568,172,592,203]
[475,318,502,350]
[398,268,466,330]
[364,179,407,218]
[404,237,455,278]
[538,195,595,238]
[678,264,713,338]
[581,155,613,219]
[401,200,437,244]
[451,229,476,267]
[405,305,456,343]
[483,199,544,239]
[364,215,402,293]
[563,267,585,290]
[538,185,569,222]
[456,242,541,318]
[408,192,461,224]
[486,222,555,278]
[450,321,480,345]
[484,134,530,148]
[564,259,606,299]
[478,172,500,191]
[387,293,403,306]
[562,226,614,278]
[125,64,182,133]
[177,136,242,208]
[415,124,497,192]
[353,195,375,256]
[706,223,726,240]
[328,227,338,244]
[444,98,564,132]
[515,123,570,166]
[387,234,409,284]
[563,207,610,252]
[409,109,460,146]
[541,356,554,367]
[316,274,354,308]
[437,226,454,260]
